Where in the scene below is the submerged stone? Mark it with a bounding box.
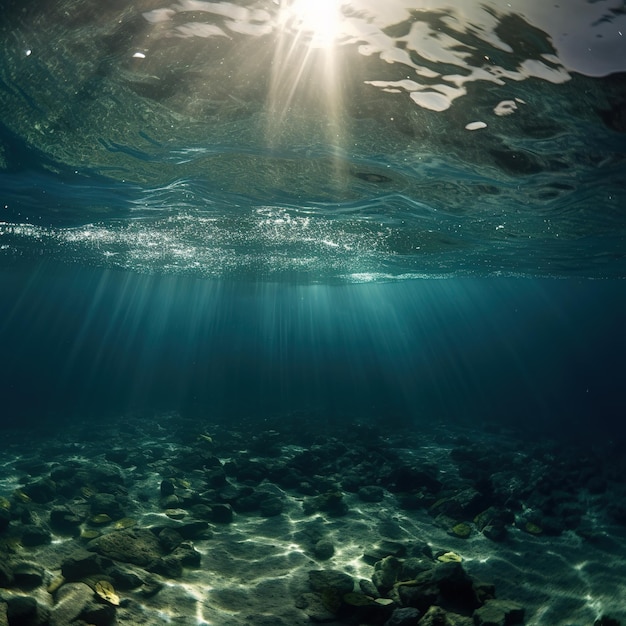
[50,582,93,626]
[473,599,524,626]
[88,528,162,566]
[309,570,355,596]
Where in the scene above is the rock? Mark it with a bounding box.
[0,561,13,587]
[401,558,432,580]
[139,576,163,598]
[88,528,162,566]
[0,507,10,533]
[431,489,489,520]
[206,467,228,487]
[61,550,112,581]
[160,494,179,509]
[77,462,125,487]
[158,527,183,552]
[260,496,284,517]
[170,541,202,567]
[210,504,234,524]
[385,606,421,626]
[107,566,143,590]
[22,478,56,503]
[309,570,354,596]
[235,460,267,484]
[90,493,125,520]
[482,525,507,542]
[50,506,85,534]
[372,556,402,593]
[296,592,337,622]
[6,595,47,626]
[431,561,477,606]
[150,555,183,578]
[418,605,449,625]
[0,602,7,626]
[447,523,471,539]
[473,599,524,626]
[12,562,45,588]
[304,491,349,517]
[176,520,211,539]
[21,524,51,547]
[473,582,496,606]
[50,582,93,626]
[189,503,214,519]
[358,486,385,503]
[363,541,408,565]
[359,578,380,598]
[313,539,335,560]
[160,479,176,497]
[164,508,187,520]
[81,600,116,626]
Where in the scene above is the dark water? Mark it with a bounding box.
[1,0,625,435]
[1,261,624,440]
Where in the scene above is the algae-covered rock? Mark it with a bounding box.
[88,528,162,567]
[449,523,472,539]
[523,522,542,535]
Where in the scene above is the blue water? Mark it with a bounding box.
[1,262,624,439]
[0,0,625,433]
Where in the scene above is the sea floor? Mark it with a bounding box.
[1,412,625,626]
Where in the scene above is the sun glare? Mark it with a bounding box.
[283,0,342,48]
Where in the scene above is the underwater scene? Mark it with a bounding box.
[1,0,626,625]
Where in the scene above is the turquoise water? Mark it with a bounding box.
[0,0,625,427]
[1,0,625,280]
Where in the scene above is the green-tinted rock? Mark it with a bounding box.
[450,522,472,538]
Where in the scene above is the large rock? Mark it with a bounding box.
[385,607,421,625]
[5,595,48,626]
[309,570,354,595]
[88,528,162,566]
[90,493,125,520]
[372,557,402,593]
[21,524,51,547]
[50,506,85,534]
[22,478,57,503]
[50,582,93,626]
[61,550,112,581]
[12,562,45,589]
